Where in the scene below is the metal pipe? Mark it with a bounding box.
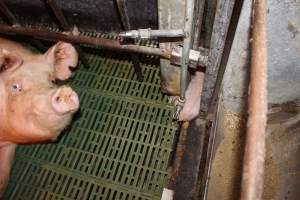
[0,24,171,58]
[115,0,144,81]
[192,0,205,49]
[115,0,131,30]
[46,0,71,31]
[180,0,195,99]
[241,0,267,200]
[0,1,19,26]
[0,25,209,68]
[119,29,185,39]
[200,0,236,115]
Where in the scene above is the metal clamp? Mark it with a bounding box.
[119,29,185,39]
[173,97,186,120]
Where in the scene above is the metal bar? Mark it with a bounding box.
[201,104,220,200]
[180,0,195,100]
[241,0,267,199]
[166,124,189,190]
[207,0,245,116]
[197,1,245,199]
[131,54,144,81]
[192,0,205,49]
[0,24,171,58]
[0,25,210,67]
[119,29,185,39]
[46,0,71,31]
[115,0,144,81]
[115,0,131,30]
[74,45,90,69]
[200,0,236,115]
[173,119,206,199]
[0,1,19,26]
[201,0,218,48]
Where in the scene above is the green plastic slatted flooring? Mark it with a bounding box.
[4,40,177,200]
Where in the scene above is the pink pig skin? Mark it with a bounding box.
[0,38,79,198]
[178,71,205,121]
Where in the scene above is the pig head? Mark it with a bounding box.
[0,38,79,197]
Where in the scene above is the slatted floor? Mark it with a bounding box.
[4,41,178,200]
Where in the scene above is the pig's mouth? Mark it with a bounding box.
[51,86,79,115]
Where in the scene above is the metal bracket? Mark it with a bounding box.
[170,46,209,67]
[173,97,186,120]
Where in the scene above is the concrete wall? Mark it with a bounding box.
[208,1,300,199]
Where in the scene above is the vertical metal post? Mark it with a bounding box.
[192,0,205,50]
[200,0,236,115]
[115,0,143,81]
[46,0,70,30]
[0,0,19,26]
[180,0,195,100]
[241,0,267,199]
[116,0,131,30]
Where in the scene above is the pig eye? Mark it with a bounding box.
[11,83,22,92]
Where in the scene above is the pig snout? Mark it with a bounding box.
[51,86,79,114]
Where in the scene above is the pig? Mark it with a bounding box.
[0,38,79,197]
[171,71,205,121]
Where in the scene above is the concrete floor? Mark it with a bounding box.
[207,102,300,200]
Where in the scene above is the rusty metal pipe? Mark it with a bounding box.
[0,24,171,58]
[241,0,267,200]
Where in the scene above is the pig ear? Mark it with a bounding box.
[45,42,78,80]
[0,49,23,72]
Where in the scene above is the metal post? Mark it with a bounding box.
[0,0,19,26]
[119,29,185,39]
[241,0,267,199]
[200,0,236,115]
[0,24,172,57]
[115,0,143,81]
[180,0,195,100]
[46,0,70,31]
[115,0,131,30]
